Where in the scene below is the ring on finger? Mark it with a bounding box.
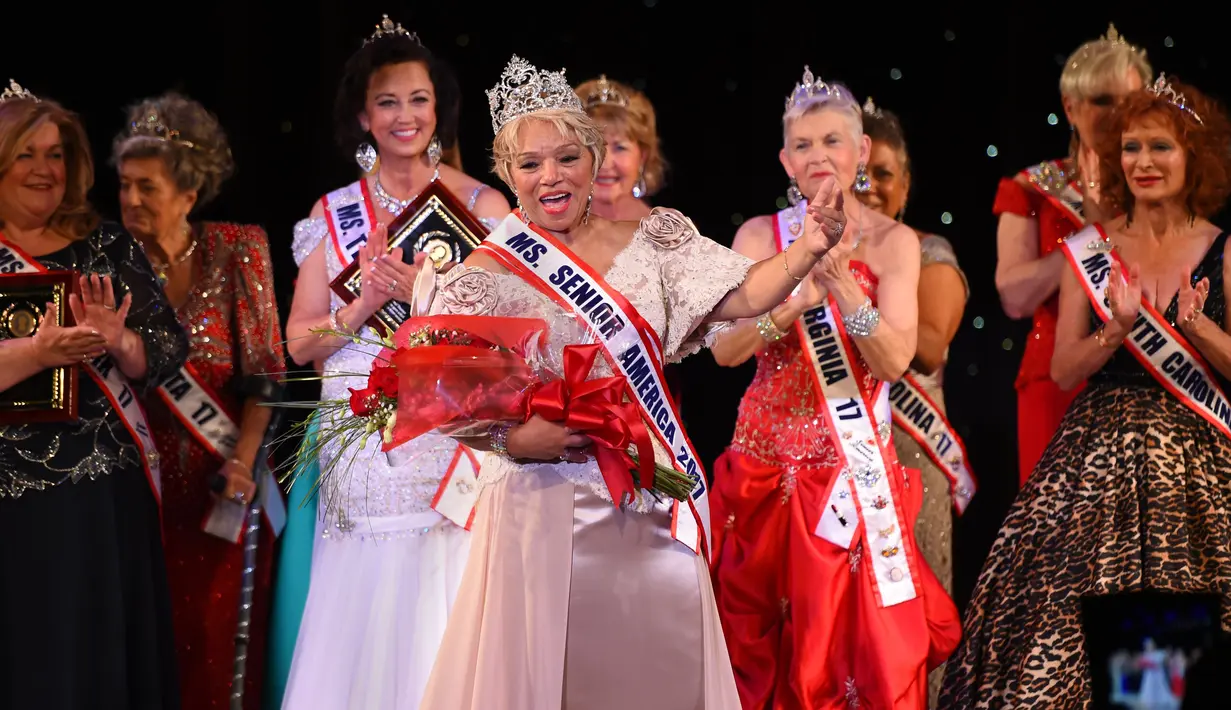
[388,280,397,293]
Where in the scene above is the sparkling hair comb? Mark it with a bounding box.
[363,14,420,46]
[581,74,629,108]
[785,65,856,113]
[1148,73,1204,125]
[0,78,38,104]
[487,55,586,135]
[130,110,198,149]
[862,96,883,119]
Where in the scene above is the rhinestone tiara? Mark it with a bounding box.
[363,14,420,46]
[1148,73,1204,125]
[862,96,883,119]
[129,110,198,149]
[0,78,38,104]
[581,75,629,109]
[785,65,855,112]
[487,55,586,134]
[1070,22,1145,70]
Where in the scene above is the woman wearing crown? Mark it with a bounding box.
[996,25,1151,484]
[941,75,1231,707]
[417,55,848,710]
[280,16,509,710]
[0,80,188,708]
[706,67,960,709]
[112,92,286,710]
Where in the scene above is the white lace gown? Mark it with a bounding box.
[280,216,480,710]
[419,208,752,710]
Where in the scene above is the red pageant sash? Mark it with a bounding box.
[888,375,976,514]
[320,181,482,526]
[158,366,287,538]
[475,212,710,557]
[1022,159,1085,230]
[0,233,162,502]
[1061,225,1231,439]
[772,206,921,606]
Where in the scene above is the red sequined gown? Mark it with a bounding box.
[711,263,960,710]
[994,160,1087,484]
[148,222,286,710]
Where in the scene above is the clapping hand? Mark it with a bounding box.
[30,301,107,367]
[357,222,396,314]
[371,249,427,304]
[68,274,132,353]
[813,215,860,292]
[803,175,847,258]
[1106,261,1142,327]
[1177,265,1210,330]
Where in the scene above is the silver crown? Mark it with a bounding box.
[1070,23,1146,70]
[1149,73,1204,125]
[130,110,198,149]
[863,96,883,118]
[0,78,38,104]
[785,65,854,112]
[581,74,629,108]
[364,14,419,46]
[487,55,585,134]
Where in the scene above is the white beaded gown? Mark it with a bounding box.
[278,195,496,710]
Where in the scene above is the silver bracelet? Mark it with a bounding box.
[328,305,354,336]
[490,423,513,458]
[842,298,881,337]
[756,312,788,343]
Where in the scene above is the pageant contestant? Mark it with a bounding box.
[280,16,509,710]
[707,67,960,709]
[859,96,971,707]
[0,81,187,709]
[942,75,1231,707]
[995,24,1151,483]
[114,92,286,710]
[418,54,849,710]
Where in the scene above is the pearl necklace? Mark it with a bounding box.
[373,167,440,216]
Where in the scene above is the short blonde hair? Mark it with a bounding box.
[491,109,605,190]
[1060,31,1152,100]
[0,97,98,238]
[574,76,667,196]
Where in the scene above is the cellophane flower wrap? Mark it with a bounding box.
[383,314,694,505]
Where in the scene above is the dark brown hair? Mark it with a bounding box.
[0,96,99,238]
[1095,77,1231,219]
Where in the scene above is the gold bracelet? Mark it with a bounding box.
[1095,323,1117,348]
[782,250,805,281]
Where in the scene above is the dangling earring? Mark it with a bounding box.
[854,163,872,194]
[515,196,526,222]
[355,141,377,173]
[632,168,647,199]
[583,192,594,225]
[896,200,907,223]
[787,177,804,206]
[427,134,442,167]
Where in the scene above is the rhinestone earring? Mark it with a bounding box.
[787,177,804,206]
[632,168,647,199]
[584,193,593,225]
[854,162,872,194]
[355,142,377,173]
[427,134,442,167]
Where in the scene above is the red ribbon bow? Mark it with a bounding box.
[523,343,656,506]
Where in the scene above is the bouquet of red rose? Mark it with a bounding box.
[274,314,692,506]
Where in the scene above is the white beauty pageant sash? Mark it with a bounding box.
[320,181,482,526]
[771,207,918,605]
[158,367,287,537]
[889,377,977,514]
[1023,159,1085,229]
[476,212,710,557]
[1062,226,1231,438]
[0,235,162,501]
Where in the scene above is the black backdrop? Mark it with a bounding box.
[4,2,1228,610]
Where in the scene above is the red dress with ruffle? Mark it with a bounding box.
[149,222,287,710]
[994,160,1087,484]
[710,263,960,709]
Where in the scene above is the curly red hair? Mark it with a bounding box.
[1095,76,1231,219]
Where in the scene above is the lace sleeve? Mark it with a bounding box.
[639,208,754,362]
[102,226,189,395]
[292,216,328,267]
[920,234,969,298]
[230,225,287,379]
[429,265,500,316]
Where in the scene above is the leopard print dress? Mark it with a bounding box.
[939,231,1231,708]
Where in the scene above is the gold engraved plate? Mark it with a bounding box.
[0,271,79,422]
